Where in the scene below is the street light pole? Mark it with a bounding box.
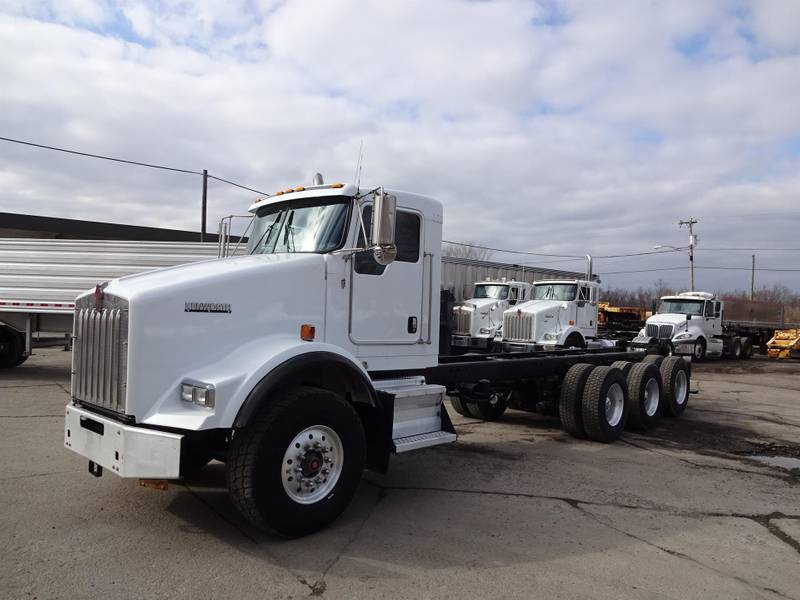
[679,218,698,291]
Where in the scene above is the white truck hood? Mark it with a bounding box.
[85,253,328,424]
[513,300,564,316]
[647,313,691,326]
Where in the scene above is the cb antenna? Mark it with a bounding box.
[353,139,364,193]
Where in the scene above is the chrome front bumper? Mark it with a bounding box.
[64,404,182,478]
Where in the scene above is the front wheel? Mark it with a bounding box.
[226,386,365,537]
[693,339,706,361]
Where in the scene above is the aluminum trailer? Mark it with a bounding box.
[0,239,222,368]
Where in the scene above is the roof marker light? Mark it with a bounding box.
[330,183,344,188]
[294,186,305,192]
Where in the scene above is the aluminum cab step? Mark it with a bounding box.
[373,377,457,453]
[393,430,457,453]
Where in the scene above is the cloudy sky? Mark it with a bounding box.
[1,0,799,292]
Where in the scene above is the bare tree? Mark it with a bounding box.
[443,242,494,261]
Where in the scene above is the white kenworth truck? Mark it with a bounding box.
[63,179,692,536]
[632,291,757,360]
[501,271,603,351]
[451,279,531,351]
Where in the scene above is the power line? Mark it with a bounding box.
[700,247,800,252]
[0,135,201,175]
[0,135,271,196]
[601,265,800,275]
[442,240,685,260]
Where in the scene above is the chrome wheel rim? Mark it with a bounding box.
[644,378,660,416]
[281,425,343,505]
[674,370,688,406]
[605,382,625,427]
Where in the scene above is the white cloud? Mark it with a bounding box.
[0,0,799,292]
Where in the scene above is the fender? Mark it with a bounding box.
[233,350,378,427]
[233,350,395,474]
[558,327,584,346]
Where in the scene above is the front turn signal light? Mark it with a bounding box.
[301,324,315,341]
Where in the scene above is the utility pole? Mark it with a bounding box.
[750,254,755,301]
[678,218,698,292]
[201,169,208,242]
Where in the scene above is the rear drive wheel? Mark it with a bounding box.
[641,354,664,368]
[741,337,754,359]
[581,366,628,443]
[610,360,635,378]
[0,326,25,369]
[731,337,742,359]
[226,386,365,537]
[465,391,509,421]
[625,363,663,431]
[559,364,595,439]
[660,357,690,417]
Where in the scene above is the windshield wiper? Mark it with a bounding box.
[249,213,282,255]
[283,210,296,252]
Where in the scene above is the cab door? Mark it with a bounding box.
[576,285,597,333]
[349,204,424,344]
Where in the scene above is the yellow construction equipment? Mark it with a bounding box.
[767,329,800,359]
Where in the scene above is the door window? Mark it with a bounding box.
[578,287,590,302]
[509,287,519,305]
[354,205,421,275]
[704,301,714,317]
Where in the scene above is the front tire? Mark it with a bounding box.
[693,338,706,361]
[226,386,365,537]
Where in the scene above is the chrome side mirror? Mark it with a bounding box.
[371,191,397,266]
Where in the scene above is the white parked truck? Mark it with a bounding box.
[632,291,758,360]
[63,178,693,536]
[450,279,531,351]
[501,270,603,351]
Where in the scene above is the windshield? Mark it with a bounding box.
[474,285,509,300]
[532,283,577,301]
[247,197,350,255]
[658,299,704,316]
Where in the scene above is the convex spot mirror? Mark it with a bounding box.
[370,191,397,266]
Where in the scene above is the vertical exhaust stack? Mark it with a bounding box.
[313,173,324,186]
[585,255,593,282]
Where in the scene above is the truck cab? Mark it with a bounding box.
[501,279,600,350]
[64,179,457,537]
[637,292,724,359]
[450,279,531,351]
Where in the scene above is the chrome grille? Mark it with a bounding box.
[71,294,128,414]
[646,324,674,339]
[452,306,473,335]
[503,312,534,341]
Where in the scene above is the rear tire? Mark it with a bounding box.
[740,337,753,359]
[660,357,690,417]
[731,338,742,360]
[558,364,595,439]
[625,363,663,431]
[581,366,628,443]
[610,360,635,378]
[226,386,365,537]
[642,354,664,368]
[0,326,25,369]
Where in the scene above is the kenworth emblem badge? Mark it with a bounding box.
[185,302,232,314]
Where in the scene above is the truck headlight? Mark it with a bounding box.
[181,381,216,409]
[674,333,693,340]
[543,332,557,341]
[479,327,492,334]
